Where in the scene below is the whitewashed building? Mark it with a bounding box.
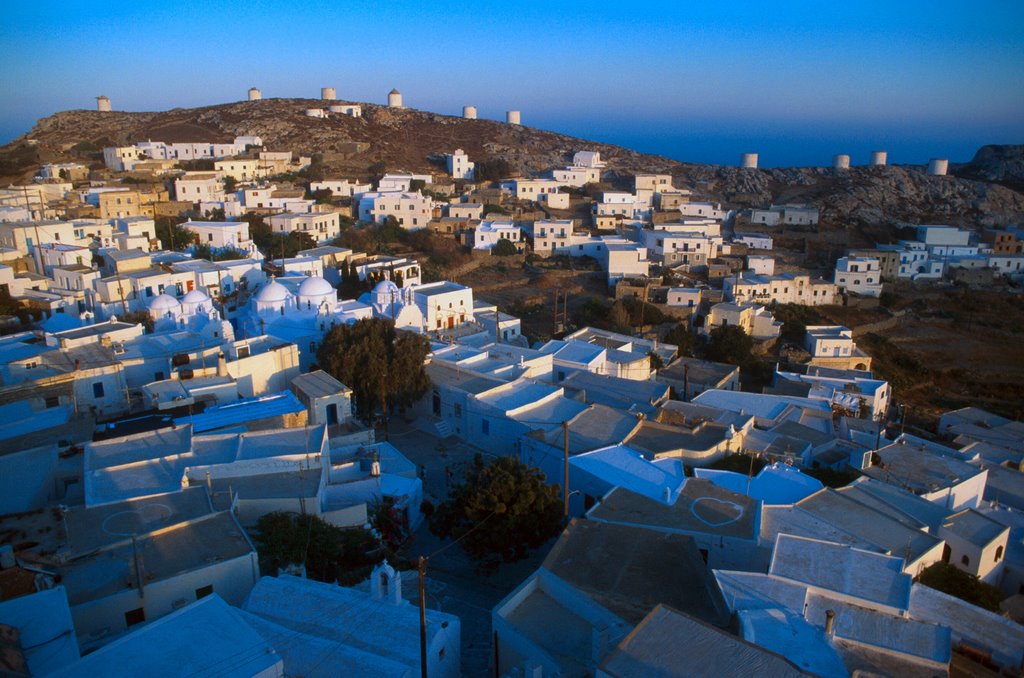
[834,256,883,297]
[474,221,522,250]
[446,149,475,180]
[358,192,432,229]
[267,211,341,244]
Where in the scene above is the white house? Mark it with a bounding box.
[532,219,585,254]
[446,148,475,180]
[377,172,432,193]
[573,151,606,169]
[734,232,773,250]
[310,179,372,198]
[723,272,837,306]
[267,211,341,244]
[834,256,883,297]
[553,165,600,187]
[180,220,256,254]
[704,302,781,340]
[358,192,432,229]
[506,179,561,201]
[174,172,224,202]
[666,287,701,310]
[746,254,775,276]
[413,280,475,332]
[937,509,1010,585]
[474,221,522,250]
[213,158,264,181]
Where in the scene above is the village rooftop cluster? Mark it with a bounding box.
[0,93,1022,677]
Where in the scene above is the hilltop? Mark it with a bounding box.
[3,98,1023,234]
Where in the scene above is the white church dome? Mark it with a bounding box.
[149,293,181,312]
[181,289,210,305]
[297,276,334,298]
[255,280,291,303]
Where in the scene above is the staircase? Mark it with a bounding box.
[434,419,453,438]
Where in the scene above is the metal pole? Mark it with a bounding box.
[418,556,428,678]
[563,420,570,523]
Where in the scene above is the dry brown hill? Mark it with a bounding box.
[3,98,1023,233]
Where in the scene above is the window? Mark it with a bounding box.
[996,546,1004,561]
[195,585,214,599]
[961,554,970,567]
[125,607,145,627]
[454,403,462,418]
[92,382,105,398]
[44,395,60,409]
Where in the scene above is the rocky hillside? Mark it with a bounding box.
[3,98,1023,231]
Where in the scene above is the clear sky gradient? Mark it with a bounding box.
[1,1,1022,166]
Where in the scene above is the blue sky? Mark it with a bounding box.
[1,1,1022,166]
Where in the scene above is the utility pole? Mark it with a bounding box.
[418,556,428,678]
[562,421,570,523]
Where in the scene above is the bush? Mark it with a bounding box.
[491,238,518,257]
[915,562,1003,612]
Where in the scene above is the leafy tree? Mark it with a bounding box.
[222,176,238,193]
[155,217,195,251]
[663,321,696,358]
[491,238,518,257]
[772,304,820,344]
[648,350,665,371]
[409,179,426,192]
[705,324,754,365]
[371,497,410,549]
[377,215,406,244]
[915,562,1003,612]
[312,188,334,204]
[253,512,382,585]
[316,317,432,424]
[429,455,562,569]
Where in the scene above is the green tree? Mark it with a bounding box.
[377,215,406,244]
[491,238,518,257]
[312,188,334,204]
[155,217,195,251]
[222,176,238,193]
[915,562,1003,612]
[429,455,562,569]
[705,324,754,365]
[253,512,382,585]
[663,321,696,358]
[316,318,432,424]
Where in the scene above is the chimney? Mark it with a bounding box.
[217,353,227,377]
[825,609,836,636]
[205,471,213,494]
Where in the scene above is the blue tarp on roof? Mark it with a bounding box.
[175,391,305,433]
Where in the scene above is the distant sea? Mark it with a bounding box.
[536,117,989,169]
[0,110,996,170]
